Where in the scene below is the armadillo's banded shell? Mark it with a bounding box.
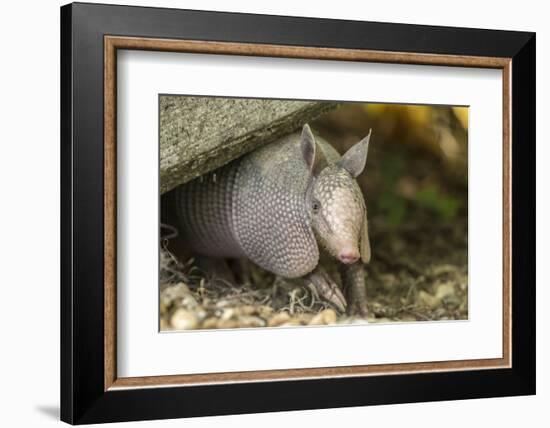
[233,149,319,278]
[175,132,338,279]
[176,163,245,258]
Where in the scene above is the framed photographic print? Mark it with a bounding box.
[60,2,536,424]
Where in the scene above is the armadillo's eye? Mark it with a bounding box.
[312,200,321,214]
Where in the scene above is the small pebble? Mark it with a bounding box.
[278,320,302,327]
[322,309,337,324]
[217,319,240,329]
[240,305,257,316]
[418,290,440,309]
[216,300,231,308]
[202,317,218,329]
[309,313,324,325]
[160,318,170,331]
[174,282,191,294]
[309,309,337,325]
[194,307,207,320]
[268,312,291,327]
[435,282,455,300]
[296,313,313,324]
[159,300,169,316]
[238,316,266,328]
[259,305,274,318]
[170,308,198,330]
[181,294,199,309]
[221,308,236,320]
[344,317,369,325]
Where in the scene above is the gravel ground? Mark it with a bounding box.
[159,214,467,331]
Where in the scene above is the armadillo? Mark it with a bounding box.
[175,124,371,316]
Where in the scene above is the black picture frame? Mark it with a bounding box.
[61,2,535,424]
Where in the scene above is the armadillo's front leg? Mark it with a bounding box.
[339,262,368,318]
[305,266,347,313]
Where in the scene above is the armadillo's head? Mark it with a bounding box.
[301,124,371,265]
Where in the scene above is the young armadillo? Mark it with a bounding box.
[176,124,372,316]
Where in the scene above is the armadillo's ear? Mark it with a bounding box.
[301,124,327,176]
[360,212,371,264]
[339,129,372,178]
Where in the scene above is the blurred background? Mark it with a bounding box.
[311,103,468,322]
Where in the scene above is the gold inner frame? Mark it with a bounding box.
[104,35,512,391]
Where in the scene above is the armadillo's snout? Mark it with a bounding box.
[338,247,360,264]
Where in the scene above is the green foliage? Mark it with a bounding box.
[377,154,407,229]
[378,192,407,229]
[376,153,462,228]
[381,153,405,187]
[415,184,461,220]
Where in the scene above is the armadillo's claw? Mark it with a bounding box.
[306,269,347,313]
